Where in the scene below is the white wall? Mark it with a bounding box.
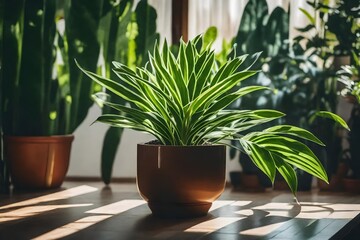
[67,104,153,178]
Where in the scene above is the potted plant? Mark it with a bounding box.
[229,0,289,191]
[326,0,359,67]
[337,53,360,193]
[1,0,103,189]
[77,35,348,217]
[97,0,160,184]
[277,0,349,191]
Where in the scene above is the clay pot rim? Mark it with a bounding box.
[4,135,74,143]
[342,178,360,183]
[138,142,225,149]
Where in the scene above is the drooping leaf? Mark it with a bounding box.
[312,111,350,130]
[264,125,325,146]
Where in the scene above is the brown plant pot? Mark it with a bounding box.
[4,135,74,189]
[137,143,226,218]
[318,163,348,192]
[342,178,360,194]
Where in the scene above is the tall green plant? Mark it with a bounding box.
[227,0,290,178]
[2,0,57,136]
[78,35,348,196]
[60,0,104,134]
[1,0,103,136]
[97,0,159,184]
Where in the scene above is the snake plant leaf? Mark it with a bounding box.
[135,0,159,66]
[234,0,268,57]
[101,127,123,184]
[98,0,134,185]
[263,7,289,57]
[2,0,56,136]
[64,0,103,133]
[98,0,160,184]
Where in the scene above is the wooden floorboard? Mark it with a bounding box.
[0,181,359,239]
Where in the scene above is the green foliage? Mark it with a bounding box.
[51,0,104,135]
[97,0,159,184]
[337,52,360,179]
[337,52,360,102]
[76,35,345,196]
[1,0,103,136]
[2,0,57,136]
[232,0,289,111]
[326,0,360,57]
[296,0,359,61]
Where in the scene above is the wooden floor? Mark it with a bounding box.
[0,181,359,240]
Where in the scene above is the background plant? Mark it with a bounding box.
[326,0,360,58]
[1,0,103,136]
[97,0,159,184]
[78,35,348,196]
[227,0,290,181]
[293,0,358,179]
[0,0,105,191]
[337,52,360,179]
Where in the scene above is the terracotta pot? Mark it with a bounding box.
[333,55,351,71]
[318,163,348,192]
[240,173,265,192]
[342,178,360,194]
[4,135,74,189]
[137,143,226,218]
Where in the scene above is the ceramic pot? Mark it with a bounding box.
[342,178,360,194]
[4,135,74,189]
[137,143,226,218]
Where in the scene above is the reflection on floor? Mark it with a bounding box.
[0,182,359,240]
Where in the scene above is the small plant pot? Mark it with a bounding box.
[4,135,74,189]
[137,143,226,218]
[342,178,360,194]
[318,175,344,192]
[229,171,242,189]
[240,173,265,192]
[318,163,348,192]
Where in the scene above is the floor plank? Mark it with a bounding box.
[0,181,359,239]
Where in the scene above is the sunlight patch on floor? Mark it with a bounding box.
[32,215,112,240]
[0,204,92,223]
[240,221,287,236]
[33,199,146,239]
[231,201,252,207]
[0,185,97,210]
[209,200,235,212]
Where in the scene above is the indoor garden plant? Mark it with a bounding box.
[97,0,159,184]
[296,0,359,191]
[228,0,290,191]
[77,35,348,217]
[337,52,360,193]
[1,0,103,189]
